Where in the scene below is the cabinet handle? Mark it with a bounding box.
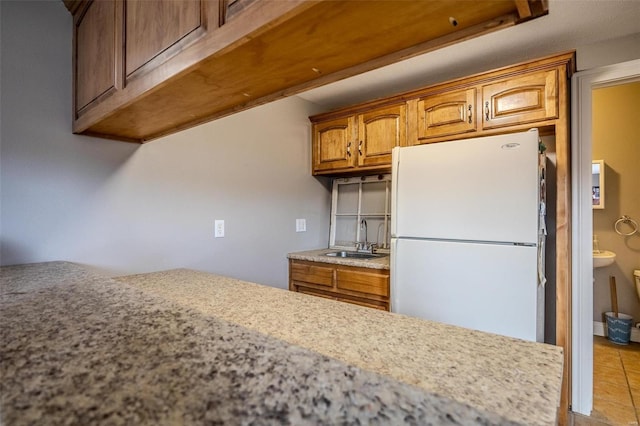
[347,142,352,157]
[358,140,363,156]
[467,105,472,124]
[485,101,490,121]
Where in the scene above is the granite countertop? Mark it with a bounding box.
[0,261,562,425]
[287,248,390,270]
[114,268,563,425]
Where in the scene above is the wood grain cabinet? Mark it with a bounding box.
[416,88,477,142]
[407,68,560,145]
[74,0,118,115]
[289,259,390,311]
[312,116,356,173]
[124,0,204,81]
[73,0,213,122]
[311,103,406,175]
[481,69,558,130]
[357,104,407,168]
[64,0,547,142]
[310,57,566,172]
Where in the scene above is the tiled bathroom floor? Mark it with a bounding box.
[573,336,640,425]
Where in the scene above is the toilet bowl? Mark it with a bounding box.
[635,270,640,300]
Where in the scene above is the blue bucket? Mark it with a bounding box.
[605,312,633,345]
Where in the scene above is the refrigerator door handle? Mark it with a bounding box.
[391,147,400,238]
[389,238,398,313]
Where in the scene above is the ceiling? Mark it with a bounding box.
[297,0,640,110]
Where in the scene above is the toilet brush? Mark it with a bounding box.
[609,275,619,318]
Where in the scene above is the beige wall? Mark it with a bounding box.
[592,81,640,322]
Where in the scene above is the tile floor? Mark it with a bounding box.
[572,336,640,425]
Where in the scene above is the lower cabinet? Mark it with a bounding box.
[289,259,390,311]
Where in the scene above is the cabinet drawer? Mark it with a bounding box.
[337,297,388,310]
[298,287,337,300]
[290,262,334,287]
[336,269,389,297]
[481,69,558,130]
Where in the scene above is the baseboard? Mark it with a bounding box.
[593,320,640,343]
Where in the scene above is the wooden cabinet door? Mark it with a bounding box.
[417,88,476,142]
[312,117,356,173]
[74,0,118,115]
[481,69,558,130]
[124,0,203,79]
[357,104,406,167]
[290,262,334,288]
[336,269,389,297]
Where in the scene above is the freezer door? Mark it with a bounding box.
[393,129,539,243]
[391,238,542,342]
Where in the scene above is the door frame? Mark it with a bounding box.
[571,58,640,415]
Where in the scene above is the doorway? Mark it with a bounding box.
[572,59,640,415]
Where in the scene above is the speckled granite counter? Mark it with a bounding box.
[1,262,562,425]
[287,248,390,270]
[115,268,563,425]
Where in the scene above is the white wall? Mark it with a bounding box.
[576,32,640,71]
[0,1,330,287]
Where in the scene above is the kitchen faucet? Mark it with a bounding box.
[357,219,376,253]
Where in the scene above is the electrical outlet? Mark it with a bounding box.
[215,220,225,238]
[296,218,306,232]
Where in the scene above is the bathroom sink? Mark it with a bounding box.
[325,251,385,259]
[593,250,616,268]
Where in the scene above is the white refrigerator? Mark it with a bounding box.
[390,129,545,342]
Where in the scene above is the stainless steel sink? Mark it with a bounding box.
[325,251,386,259]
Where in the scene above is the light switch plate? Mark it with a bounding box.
[296,218,306,232]
[215,220,224,238]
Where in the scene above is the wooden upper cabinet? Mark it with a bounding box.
[64,0,548,142]
[312,117,356,173]
[312,104,406,175]
[357,104,406,167]
[417,88,477,142]
[481,69,558,130]
[311,53,573,175]
[74,0,117,115]
[125,0,203,80]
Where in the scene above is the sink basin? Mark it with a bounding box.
[325,251,385,259]
[593,250,616,268]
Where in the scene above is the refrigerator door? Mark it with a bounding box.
[391,238,542,341]
[392,129,539,244]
